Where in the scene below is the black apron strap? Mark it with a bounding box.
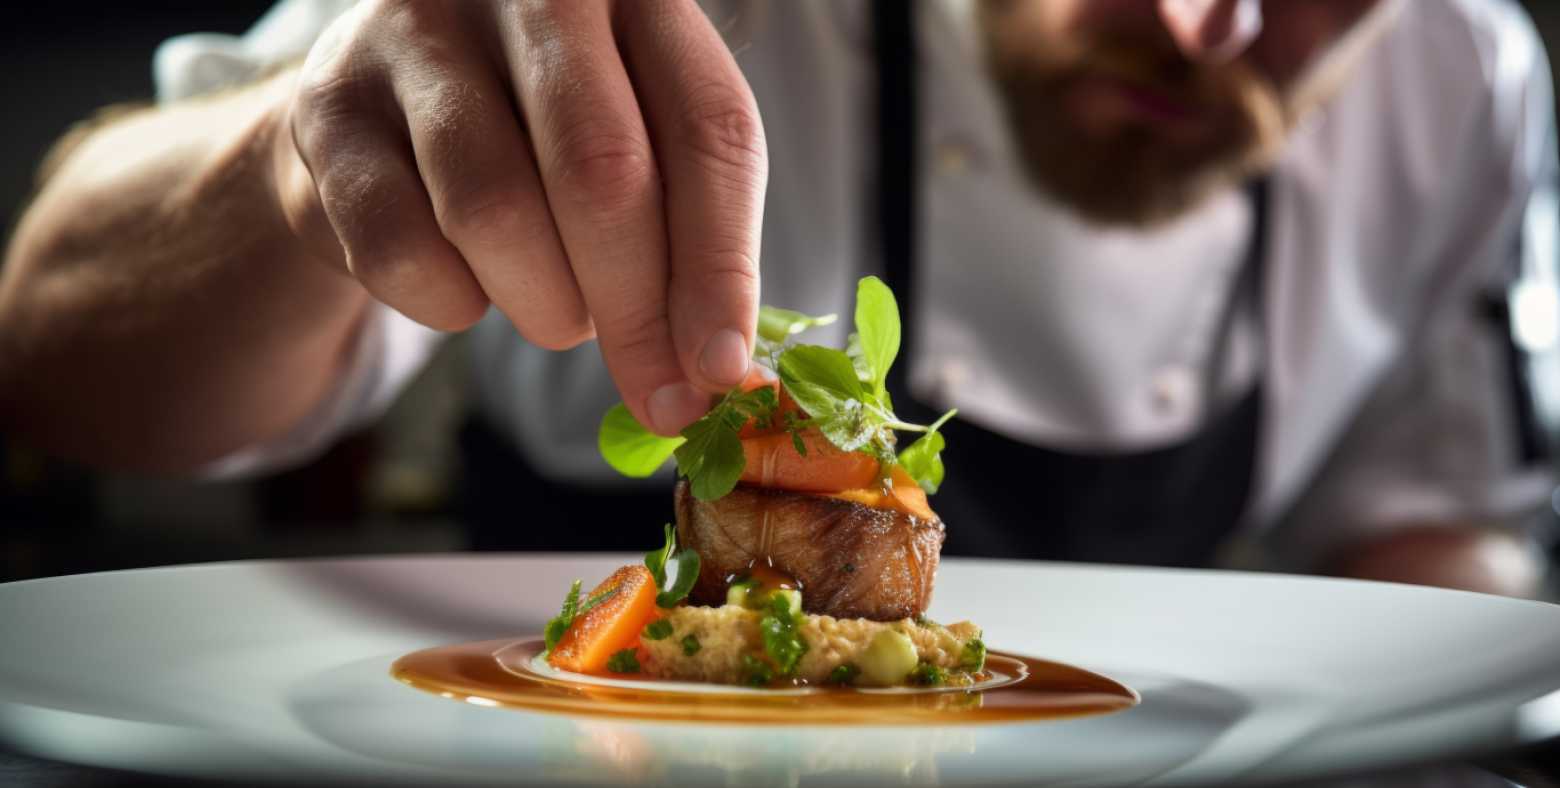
[870,0,1270,566]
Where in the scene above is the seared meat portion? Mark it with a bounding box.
[674,481,944,621]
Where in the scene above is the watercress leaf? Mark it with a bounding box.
[599,404,684,478]
[758,306,837,343]
[896,429,946,494]
[655,548,702,608]
[777,345,866,418]
[845,332,874,383]
[676,417,746,501]
[853,276,900,394]
[814,398,876,452]
[644,523,675,587]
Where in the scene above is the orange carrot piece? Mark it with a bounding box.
[739,430,882,492]
[547,565,661,675]
[827,466,936,521]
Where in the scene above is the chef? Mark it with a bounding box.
[1,0,1556,595]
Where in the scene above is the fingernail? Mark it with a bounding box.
[648,382,710,435]
[699,329,750,388]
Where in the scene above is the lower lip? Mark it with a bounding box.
[1083,77,1200,125]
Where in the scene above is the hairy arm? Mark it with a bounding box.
[0,70,371,473]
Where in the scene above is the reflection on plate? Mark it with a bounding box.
[390,637,1138,724]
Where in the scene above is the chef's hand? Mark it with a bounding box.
[277,0,764,435]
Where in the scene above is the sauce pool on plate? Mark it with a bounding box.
[391,638,1137,724]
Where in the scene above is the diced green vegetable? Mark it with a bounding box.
[960,637,987,673]
[726,577,759,608]
[681,634,701,656]
[909,662,947,686]
[859,629,917,686]
[642,619,673,641]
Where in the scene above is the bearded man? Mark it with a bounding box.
[1,0,1555,595]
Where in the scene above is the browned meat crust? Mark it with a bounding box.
[674,481,944,621]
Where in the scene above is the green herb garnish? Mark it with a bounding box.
[826,664,859,685]
[542,580,618,653]
[758,592,808,677]
[681,634,702,656]
[741,653,775,686]
[909,662,947,686]
[606,648,641,674]
[644,523,701,608]
[597,277,956,501]
[960,638,987,673]
[642,619,673,641]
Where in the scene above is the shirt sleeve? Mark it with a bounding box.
[153,0,450,478]
[1268,10,1560,569]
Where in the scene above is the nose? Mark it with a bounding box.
[1156,0,1264,63]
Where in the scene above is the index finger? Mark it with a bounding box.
[502,1,706,436]
[619,0,766,395]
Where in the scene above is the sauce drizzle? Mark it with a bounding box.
[391,638,1137,725]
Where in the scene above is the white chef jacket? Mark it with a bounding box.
[156,0,1560,568]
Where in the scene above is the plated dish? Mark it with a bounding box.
[394,278,1135,718]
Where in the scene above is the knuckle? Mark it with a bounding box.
[438,183,545,248]
[366,0,456,40]
[680,85,766,175]
[599,303,670,357]
[549,121,656,207]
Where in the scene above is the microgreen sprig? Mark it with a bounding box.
[597,276,956,501]
[645,523,700,608]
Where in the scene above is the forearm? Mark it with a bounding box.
[0,70,371,473]
[1329,524,1545,598]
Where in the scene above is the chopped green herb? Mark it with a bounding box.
[543,580,583,653]
[842,562,855,574]
[758,592,808,677]
[826,664,860,685]
[606,648,641,674]
[960,638,987,673]
[681,634,702,656]
[909,662,947,686]
[741,654,774,687]
[642,619,673,641]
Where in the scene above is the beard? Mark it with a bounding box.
[982,27,1290,227]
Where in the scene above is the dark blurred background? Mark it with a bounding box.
[4,1,1560,582]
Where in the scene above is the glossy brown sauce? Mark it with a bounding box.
[391,638,1137,725]
[726,558,801,593]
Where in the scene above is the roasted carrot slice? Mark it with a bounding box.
[827,466,936,520]
[547,565,661,675]
[739,430,882,492]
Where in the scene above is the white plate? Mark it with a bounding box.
[1,554,1558,785]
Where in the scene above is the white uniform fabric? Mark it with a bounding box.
[158,0,1560,567]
